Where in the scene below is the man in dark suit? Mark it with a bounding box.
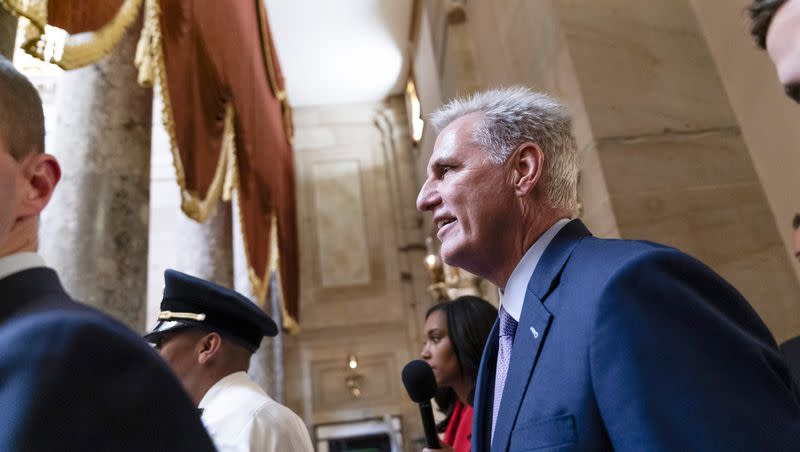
[0,56,215,450]
[416,87,800,451]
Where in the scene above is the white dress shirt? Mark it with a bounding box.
[0,252,46,281]
[499,219,570,322]
[199,371,314,452]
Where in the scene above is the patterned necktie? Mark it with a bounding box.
[492,307,518,440]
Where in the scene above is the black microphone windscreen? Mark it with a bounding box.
[401,360,437,403]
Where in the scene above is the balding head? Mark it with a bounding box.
[0,55,45,160]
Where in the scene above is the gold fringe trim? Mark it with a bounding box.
[134,0,157,87]
[267,214,300,334]
[1,0,144,70]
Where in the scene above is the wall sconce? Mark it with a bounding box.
[347,354,358,370]
[405,79,424,145]
[345,354,363,399]
[424,237,483,302]
[424,237,448,302]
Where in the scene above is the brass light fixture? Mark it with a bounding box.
[405,79,424,145]
[423,237,483,302]
[345,354,363,399]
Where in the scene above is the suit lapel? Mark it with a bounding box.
[472,319,499,452]
[490,219,591,451]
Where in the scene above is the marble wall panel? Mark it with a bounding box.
[440,22,481,101]
[285,324,417,429]
[292,103,416,331]
[598,129,757,195]
[553,0,738,138]
[311,160,372,288]
[313,352,396,410]
[614,184,780,265]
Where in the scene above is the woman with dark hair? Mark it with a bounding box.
[421,295,497,452]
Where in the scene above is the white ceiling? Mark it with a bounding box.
[265,0,413,107]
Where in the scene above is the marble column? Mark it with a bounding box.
[232,195,284,403]
[0,6,17,58]
[40,23,152,331]
[174,202,234,286]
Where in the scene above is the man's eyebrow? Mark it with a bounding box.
[430,156,456,168]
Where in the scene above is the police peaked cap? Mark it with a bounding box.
[144,269,278,351]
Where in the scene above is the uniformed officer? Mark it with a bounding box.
[145,269,314,452]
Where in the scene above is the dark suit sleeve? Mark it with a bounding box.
[0,310,216,452]
[590,248,800,451]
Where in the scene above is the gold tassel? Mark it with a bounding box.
[266,214,300,334]
[135,0,158,88]
[3,0,144,69]
[221,105,237,202]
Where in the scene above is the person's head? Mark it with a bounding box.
[150,326,256,405]
[416,87,577,287]
[749,0,800,102]
[0,55,59,256]
[145,270,278,404]
[793,213,800,262]
[421,296,498,395]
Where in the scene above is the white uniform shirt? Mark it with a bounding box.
[199,371,314,452]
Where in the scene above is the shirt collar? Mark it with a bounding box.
[499,219,570,322]
[0,252,46,281]
[198,371,250,410]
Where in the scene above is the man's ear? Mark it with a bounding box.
[510,142,544,197]
[17,153,60,219]
[197,332,222,365]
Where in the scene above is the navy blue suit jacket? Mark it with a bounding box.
[0,267,216,451]
[473,220,800,451]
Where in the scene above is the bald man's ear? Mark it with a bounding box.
[16,153,60,219]
[197,332,223,365]
[511,142,544,197]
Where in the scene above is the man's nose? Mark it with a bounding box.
[416,178,439,212]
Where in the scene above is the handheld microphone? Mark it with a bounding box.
[401,360,440,449]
